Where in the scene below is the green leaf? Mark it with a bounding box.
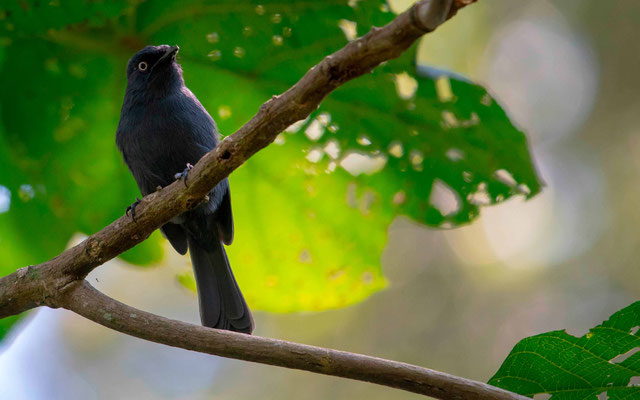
[294,57,541,227]
[489,302,640,399]
[0,38,164,270]
[0,0,130,35]
[0,314,20,342]
[228,136,388,312]
[0,0,541,324]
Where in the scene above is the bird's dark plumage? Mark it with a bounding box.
[116,45,253,334]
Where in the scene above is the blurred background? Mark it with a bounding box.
[1,0,639,399]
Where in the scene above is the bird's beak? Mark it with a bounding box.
[153,45,180,70]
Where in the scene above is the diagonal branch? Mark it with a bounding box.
[63,280,527,400]
[0,1,527,400]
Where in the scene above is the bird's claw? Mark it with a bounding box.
[126,197,142,222]
[174,163,194,187]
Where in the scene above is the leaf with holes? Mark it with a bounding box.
[0,0,541,325]
[295,59,541,227]
[489,302,640,399]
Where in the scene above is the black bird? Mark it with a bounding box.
[115,45,253,334]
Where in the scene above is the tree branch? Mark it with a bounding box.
[63,280,526,400]
[0,1,528,400]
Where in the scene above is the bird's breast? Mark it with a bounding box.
[139,105,213,183]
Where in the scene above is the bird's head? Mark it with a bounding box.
[125,45,183,96]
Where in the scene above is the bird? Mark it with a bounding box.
[115,44,253,334]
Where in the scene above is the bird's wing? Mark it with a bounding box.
[160,222,188,255]
[216,184,234,245]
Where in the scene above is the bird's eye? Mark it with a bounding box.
[138,61,148,71]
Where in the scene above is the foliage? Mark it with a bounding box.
[0,0,540,336]
[490,302,640,399]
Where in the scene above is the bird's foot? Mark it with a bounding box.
[174,163,194,187]
[126,197,142,222]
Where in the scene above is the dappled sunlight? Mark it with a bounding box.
[394,72,418,100]
[17,184,35,202]
[271,35,283,46]
[435,75,454,102]
[304,119,325,141]
[206,49,221,61]
[409,149,423,171]
[429,180,460,217]
[285,117,308,134]
[232,46,245,58]
[0,185,10,213]
[305,147,323,163]
[445,148,464,162]
[323,140,340,159]
[387,140,404,158]
[356,134,372,146]
[339,151,387,176]
[217,104,232,119]
[205,32,219,43]
[338,19,358,41]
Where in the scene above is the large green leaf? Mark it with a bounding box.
[490,302,640,399]
[0,0,541,332]
[0,37,165,269]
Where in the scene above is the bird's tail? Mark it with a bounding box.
[187,236,253,334]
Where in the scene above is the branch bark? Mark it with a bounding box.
[0,1,528,400]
